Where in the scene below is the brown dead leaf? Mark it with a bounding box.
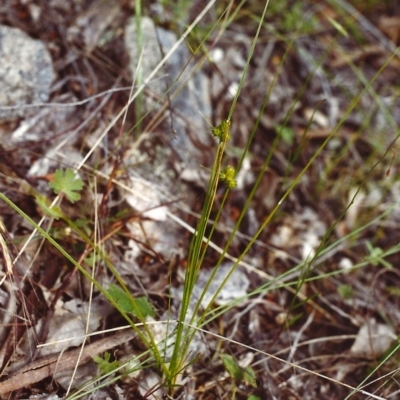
[378,16,400,45]
[296,127,332,139]
[330,44,385,68]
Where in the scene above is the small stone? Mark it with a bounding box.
[350,319,396,359]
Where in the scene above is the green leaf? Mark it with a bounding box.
[134,296,156,318]
[221,354,243,380]
[242,365,258,388]
[365,241,392,269]
[93,352,119,375]
[107,284,155,318]
[221,354,258,388]
[35,194,63,219]
[49,168,84,203]
[278,125,295,145]
[84,252,99,268]
[387,286,400,296]
[338,284,354,300]
[327,16,349,38]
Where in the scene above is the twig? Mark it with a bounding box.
[0,329,136,395]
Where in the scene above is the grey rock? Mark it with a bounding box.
[124,17,212,169]
[0,25,54,121]
[122,18,213,266]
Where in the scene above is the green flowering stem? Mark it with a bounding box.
[211,118,231,143]
[220,165,237,189]
[168,118,233,387]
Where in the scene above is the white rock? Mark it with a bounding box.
[350,319,396,359]
[123,176,167,221]
[138,370,165,399]
[173,262,250,312]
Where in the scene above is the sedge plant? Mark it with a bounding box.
[1,0,400,399]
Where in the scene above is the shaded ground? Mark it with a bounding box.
[0,1,400,399]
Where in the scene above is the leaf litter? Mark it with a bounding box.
[0,1,400,399]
